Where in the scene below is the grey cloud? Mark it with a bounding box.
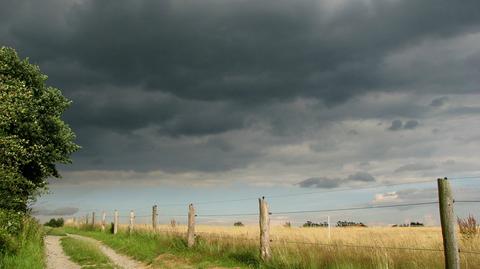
[297,172,375,188]
[347,172,375,182]
[430,96,449,107]
[388,119,419,131]
[394,163,437,173]
[388,120,403,131]
[32,206,79,216]
[347,129,359,136]
[404,120,419,130]
[297,177,341,189]
[374,188,438,203]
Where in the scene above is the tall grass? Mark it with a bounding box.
[66,224,480,269]
[0,217,45,269]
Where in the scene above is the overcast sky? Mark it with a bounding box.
[2,0,480,225]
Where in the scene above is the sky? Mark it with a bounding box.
[1,0,480,226]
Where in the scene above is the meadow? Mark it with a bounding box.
[65,223,480,269]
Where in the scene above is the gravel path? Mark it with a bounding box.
[67,234,148,269]
[44,236,81,269]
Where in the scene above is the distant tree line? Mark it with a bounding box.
[302,221,329,227]
[44,218,64,228]
[392,222,424,227]
[301,220,367,227]
[336,221,367,227]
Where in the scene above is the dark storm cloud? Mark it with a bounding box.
[297,172,375,188]
[4,0,480,103]
[2,0,480,173]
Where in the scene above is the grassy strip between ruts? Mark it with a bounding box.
[61,236,118,269]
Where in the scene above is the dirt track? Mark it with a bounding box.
[67,234,148,269]
[45,234,148,269]
[44,236,80,269]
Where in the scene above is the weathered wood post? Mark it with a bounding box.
[187,203,195,248]
[129,210,135,234]
[113,210,118,235]
[327,215,331,241]
[91,212,95,227]
[101,211,106,231]
[259,197,271,261]
[152,205,158,231]
[438,177,460,269]
[86,213,89,225]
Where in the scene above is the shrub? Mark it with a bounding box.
[0,209,24,253]
[234,221,244,227]
[44,218,64,228]
[457,214,478,240]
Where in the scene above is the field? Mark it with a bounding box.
[65,223,480,269]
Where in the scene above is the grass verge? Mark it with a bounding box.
[61,236,118,269]
[0,217,45,269]
[64,226,255,268]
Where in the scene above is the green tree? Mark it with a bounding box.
[0,46,80,212]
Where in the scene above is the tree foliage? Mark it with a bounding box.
[0,46,80,212]
[44,218,64,228]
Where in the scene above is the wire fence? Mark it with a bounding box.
[68,177,480,262]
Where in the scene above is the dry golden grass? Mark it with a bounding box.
[79,223,480,268]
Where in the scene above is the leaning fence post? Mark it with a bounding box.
[129,210,135,234]
[187,203,196,248]
[152,205,158,231]
[91,212,95,227]
[101,211,106,231]
[113,210,118,235]
[438,177,460,269]
[259,196,271,261]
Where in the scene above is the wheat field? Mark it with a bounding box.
[91,223,480,268]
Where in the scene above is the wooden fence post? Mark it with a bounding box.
[129,210,135,234]
[152,205,158,231]
[327,215,331,241]
[187,203,195,248]
[438,177,460,269]
[101,211,106,231]
[259,197,271,261]
[86,213,89,225]
[91,212,95,227]
[113,210,118,235]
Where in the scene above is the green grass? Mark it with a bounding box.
[0,218,45,269]
[61,236,118,269]
[44,226,67,236]
[64,227,256,268]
